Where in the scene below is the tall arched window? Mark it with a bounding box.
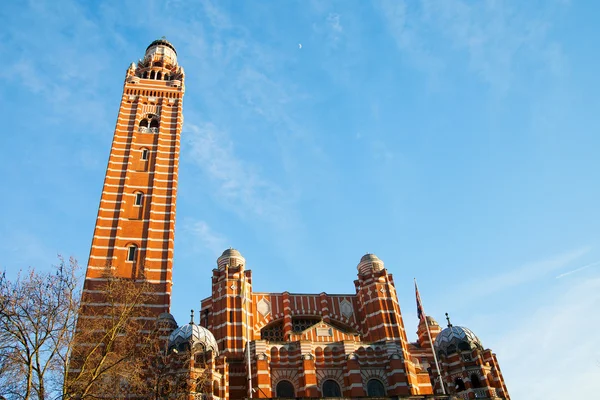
[454,378,466,392]
[134,192,143,206]
[149,119,159,132]
[127,245,137,262]
[150,70,156,79]
[471,374,481,388]
[367,379,386,397]
[156,71,162,80]
[141,148,149,160]
[276,380,294,398]
[322,379,341,397]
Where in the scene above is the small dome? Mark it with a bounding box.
[158,312,176,322]
[357,253,385,275]
[168,323,218,355]
[217,248,246,269]
[360,253,380,263]
[419,316,439,327]
[146,38,177,55]
[221,248,242,258]
[434,326,482,356]
[157,312,177,331]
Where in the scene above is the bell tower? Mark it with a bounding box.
[82,38,185,316]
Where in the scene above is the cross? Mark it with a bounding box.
[445,312,453,328]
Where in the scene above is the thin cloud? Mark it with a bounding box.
[377,0,567,93]
[184,122,288,219]
[180,219,227,256]
[495,277,600,398]
[556,260,600,279]
[461,246,590,300]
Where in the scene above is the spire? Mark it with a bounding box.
[190,309,194,325]
[445,312,453,328]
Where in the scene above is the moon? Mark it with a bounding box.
[298,43,302,49]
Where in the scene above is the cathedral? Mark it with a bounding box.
[80,39,510,399]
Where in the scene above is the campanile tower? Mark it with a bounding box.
[83,38,185,316]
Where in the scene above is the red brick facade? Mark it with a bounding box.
[80,40,510,400]
[81,38,184,318]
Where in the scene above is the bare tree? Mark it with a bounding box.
[0,257,79,400]
[0,259,178,400]
[63,268,155,399]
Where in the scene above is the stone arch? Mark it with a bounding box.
[361,368,388,389]
[271,369,299,397]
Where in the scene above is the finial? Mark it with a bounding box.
[445,312,453,328]
[190,309,194,325]
[161,35,167,40]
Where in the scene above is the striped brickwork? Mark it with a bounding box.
[199,251,429,399]
[81,40,184,318]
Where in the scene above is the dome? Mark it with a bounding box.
[360,253,380,263]
[419,315,439,327]
[434,325,482,356]
[357,253,385,275]
[221,248,242,258]
[168,323,218,355]
[157,312,177,329]
[217,247,246,269]
[158,312,176,322]
[143,38,178,67]
[146,38,177,54]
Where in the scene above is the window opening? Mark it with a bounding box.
[454,378,466,392]
[127,245,137,262]
[134,192,143,206]
[367,379,386,397]
[261,321,284,342]
[322,380,341,397]
[141,149,149,160]
[276,380,295,398]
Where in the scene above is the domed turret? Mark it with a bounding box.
[434,325,483,356]
[143,37,178,66]
[217,247,246,269]
[357,253,385,275]
[157,312,178,329]
[168,316,218,355]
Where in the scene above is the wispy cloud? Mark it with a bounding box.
[461,246,590,300]
[377,0,566,93]
[495,276,600,398]
[179,219,227,256]
[184,122,289,220]
[556,260,600,279]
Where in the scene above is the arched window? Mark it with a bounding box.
[276,380,294,398]
[150,70,155,79]
[138,119,149,133]
[322,379,341,397]
[134,192,143,206]
[141,148,149,160]
[366,379,386,397]
[471,374,481,388]
[150,119,159,132]
[156,71,162,80]
[127,245,137,262]
[454,378,466,392]
[143,71,148,79]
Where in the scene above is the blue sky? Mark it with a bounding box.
[1,0,599,397]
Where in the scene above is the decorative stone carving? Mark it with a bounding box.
[257,298,271,317]
[340,299,353,318]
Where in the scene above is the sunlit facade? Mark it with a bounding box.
[82,40,510,400]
